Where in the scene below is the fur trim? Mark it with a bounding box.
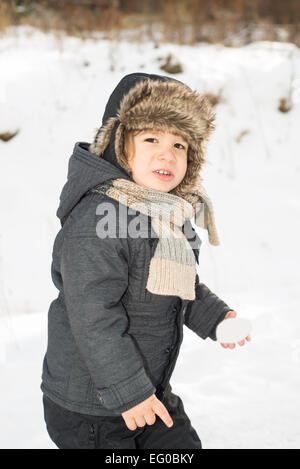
[89,116,118,156]
[90,77,216,203]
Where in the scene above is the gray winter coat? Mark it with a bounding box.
[41,76,233,417]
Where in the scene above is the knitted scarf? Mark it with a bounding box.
[87,178,219,300]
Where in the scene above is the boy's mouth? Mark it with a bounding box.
[153,169,174,181]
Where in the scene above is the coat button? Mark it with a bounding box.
[165,347,171,353]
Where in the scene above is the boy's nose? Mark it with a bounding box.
[158,147,176,161]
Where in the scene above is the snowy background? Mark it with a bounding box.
[0,26,300,449]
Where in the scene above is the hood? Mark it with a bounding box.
[56,141,132,226]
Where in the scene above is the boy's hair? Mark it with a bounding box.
[123,129,142,178]
[123,129,140,162]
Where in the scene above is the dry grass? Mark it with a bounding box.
[202,91,224,107]
[0,129,19,142]
[15,3,121,39]
[278,97,292,113]
[159,53,183,74]
[235,129,249,143]
[0,1,299,47]
[0,1,15,33]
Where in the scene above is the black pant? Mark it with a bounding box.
[42,388,202,449]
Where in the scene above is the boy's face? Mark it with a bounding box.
[125,130,188,192]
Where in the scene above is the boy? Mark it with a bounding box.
[41,72,250,449]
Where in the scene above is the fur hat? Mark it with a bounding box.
[89,76,216,206]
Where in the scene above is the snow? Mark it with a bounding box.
[0,25,299,449]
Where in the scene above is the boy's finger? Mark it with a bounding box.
[222,337,250,348]
[224,311,237,319]
[153,402,173,428]
[124,417,137,431]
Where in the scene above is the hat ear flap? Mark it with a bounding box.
[170,141,206,202]
[89,116,119,156]
[114,123,132,176]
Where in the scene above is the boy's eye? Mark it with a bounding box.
[174,143,186,150]
[145,138,158,143]
[145,138,186,150]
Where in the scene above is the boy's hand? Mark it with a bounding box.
[220,310,251,349]
[121,394,173,431]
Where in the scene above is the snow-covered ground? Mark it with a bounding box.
[0,26,299,449]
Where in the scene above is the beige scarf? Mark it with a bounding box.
[87,178,219,300]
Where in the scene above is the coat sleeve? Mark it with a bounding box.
[61,233,156,414]
[184,280,233,341]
